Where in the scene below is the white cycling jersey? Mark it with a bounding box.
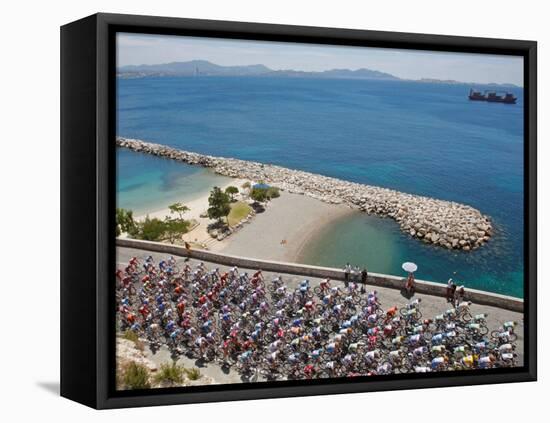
[499,343,513,353]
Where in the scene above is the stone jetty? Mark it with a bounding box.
[117,137,493,251]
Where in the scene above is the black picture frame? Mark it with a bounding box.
[61,12,537,409]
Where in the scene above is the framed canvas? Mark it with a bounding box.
[60,13,537,409]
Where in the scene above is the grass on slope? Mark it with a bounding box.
[227,201,252,226]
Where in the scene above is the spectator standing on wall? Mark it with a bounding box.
[353,266,361,283]
[344,263,351,284]
[446,278,456,303]
[361,267,368,284]
[405,272,415,295]
[455,285,466,307]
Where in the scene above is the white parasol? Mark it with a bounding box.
[402,262,418,273]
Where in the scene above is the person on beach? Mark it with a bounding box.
[446,278,456,303]
[405,273,415,295]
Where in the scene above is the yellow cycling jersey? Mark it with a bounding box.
[463,355,474,365]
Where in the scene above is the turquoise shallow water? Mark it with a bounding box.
[117,76,524,297]
[117,148,231,216]
[299,213,523,298]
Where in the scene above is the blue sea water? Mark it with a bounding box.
[117,76,524,297]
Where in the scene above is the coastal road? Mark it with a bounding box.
[117,246,524,384]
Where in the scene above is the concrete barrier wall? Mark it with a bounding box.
[116,238,523,313]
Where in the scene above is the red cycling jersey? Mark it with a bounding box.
[386,306,398,317]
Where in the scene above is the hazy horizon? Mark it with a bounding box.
[117,33,524,86]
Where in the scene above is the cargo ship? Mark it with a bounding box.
[468,88,517,104]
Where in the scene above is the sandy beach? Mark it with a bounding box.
[131,171,352,260]
[215,191,354,262]
[134,178,248,247]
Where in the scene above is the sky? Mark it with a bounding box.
[117,33,523,86]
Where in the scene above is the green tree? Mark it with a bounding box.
[241,181,251,190]
[266,187,280,199]
[168,202,189,220]
[225,186,239,201]
[139,216,167,241]
[207,186,231,223]
[116,208,136,236]
[250,187,268,203]
[164,218,190,244]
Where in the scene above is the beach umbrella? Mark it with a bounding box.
[402,262,418,273]
[253,183,271,190]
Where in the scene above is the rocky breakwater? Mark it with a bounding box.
[117,137,493,251]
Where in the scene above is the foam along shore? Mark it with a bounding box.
[117,137,493,251]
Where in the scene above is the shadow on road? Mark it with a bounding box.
[400,288,415,300]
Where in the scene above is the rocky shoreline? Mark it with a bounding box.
[117,137,493,251]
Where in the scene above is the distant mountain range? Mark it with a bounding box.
[117,60,519,87]
[119,60,272,77]
[118,60,398,81]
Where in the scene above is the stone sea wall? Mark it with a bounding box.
[117,238,522,311]
[117,137,493,251]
